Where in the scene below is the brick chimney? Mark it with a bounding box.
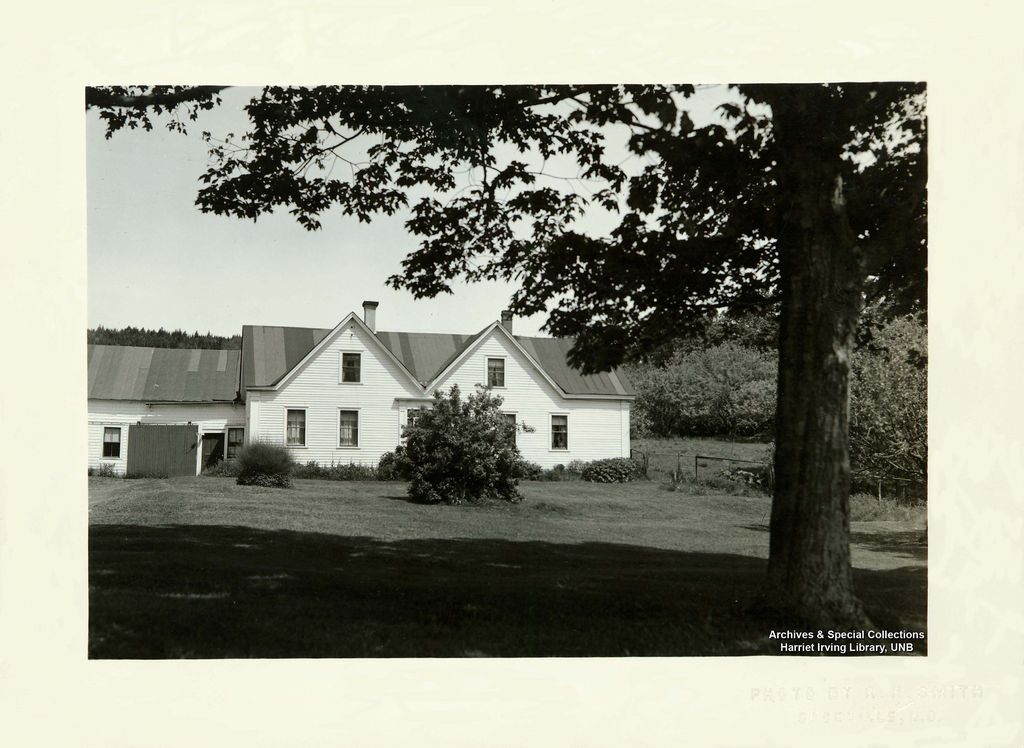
[362,300,379,332]
[500,309,514,334]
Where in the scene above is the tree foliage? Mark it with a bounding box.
[402,385,525,504]
[87,84,925,372]
[628,342,777,437]
[849,315,927,484]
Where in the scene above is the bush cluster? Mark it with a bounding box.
[235,442,292,488]
[88,464,119,478]
[849,493,926,523]
[403,385,526,504]
[721,463,774,491]
[202,460,240,477]
[292,461,378,481]
[580,458,647,483]
[377,447,413,481]
[520,462,575,481]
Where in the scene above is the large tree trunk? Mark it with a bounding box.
[766,143,870,628]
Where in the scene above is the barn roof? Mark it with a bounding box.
[87,345,240,402]
[240,323,634,398]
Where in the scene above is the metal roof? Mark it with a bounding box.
[515,335,634,397]
[240,323,634,398]
[87,345,240,402]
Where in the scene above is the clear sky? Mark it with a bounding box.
[87,86,733,338]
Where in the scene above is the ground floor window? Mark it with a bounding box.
[339,410,359,447]
[503,413,517,445]
[286,409,306,446]
[551,414,568,450]
[227,428,244,458]
[102,426,121,458]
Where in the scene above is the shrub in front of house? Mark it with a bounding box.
[580,457,647,483]
[202,460,240,478]
[88,464,119,478]
[403,384,526,504]
[291,460,378,481]
[566,460,588,477]
[519,462,545,480]
[235,442,293,488]
[377,447,413,481]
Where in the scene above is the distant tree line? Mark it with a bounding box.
[626,310,927,486]
[625,312,779,439]
[88,325,241,350]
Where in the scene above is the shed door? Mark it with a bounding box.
[201,432,226,470]
[126,424,199,477]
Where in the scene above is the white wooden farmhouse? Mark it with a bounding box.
[88,303,635,476]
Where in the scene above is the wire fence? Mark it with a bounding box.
[631,446,925,502]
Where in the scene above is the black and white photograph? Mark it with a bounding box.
[85,83,927,658]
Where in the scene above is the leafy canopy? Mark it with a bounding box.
[849,315,927,484]
[88,84,925,372]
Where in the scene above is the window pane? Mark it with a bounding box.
[342,353,361,383]
[286,410,306,446]
[102,427,121,458]
[551,415,568,450]
[227,428,244,458]
[339,410,359,446]
[487,358,505,387]
[503,413,517,444]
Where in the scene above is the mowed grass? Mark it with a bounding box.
[89,474,926,658]
[631,436,771,477]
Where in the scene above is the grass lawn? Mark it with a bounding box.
[630,435,771,478]
[89,470,926,658]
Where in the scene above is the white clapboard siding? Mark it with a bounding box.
[431,331,631,467]
[247,320,425,466]
[87,399,245,475]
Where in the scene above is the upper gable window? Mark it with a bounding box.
[486,357,506,388]
[341,352,361,383]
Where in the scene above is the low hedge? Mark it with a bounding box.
[580,458,647,483]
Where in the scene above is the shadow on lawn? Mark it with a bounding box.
[89,524,926,659]
[850,529,928,561]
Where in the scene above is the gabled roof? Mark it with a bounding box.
[88,345,240,402]
[240,321,634,398]
[515,335,633,397]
